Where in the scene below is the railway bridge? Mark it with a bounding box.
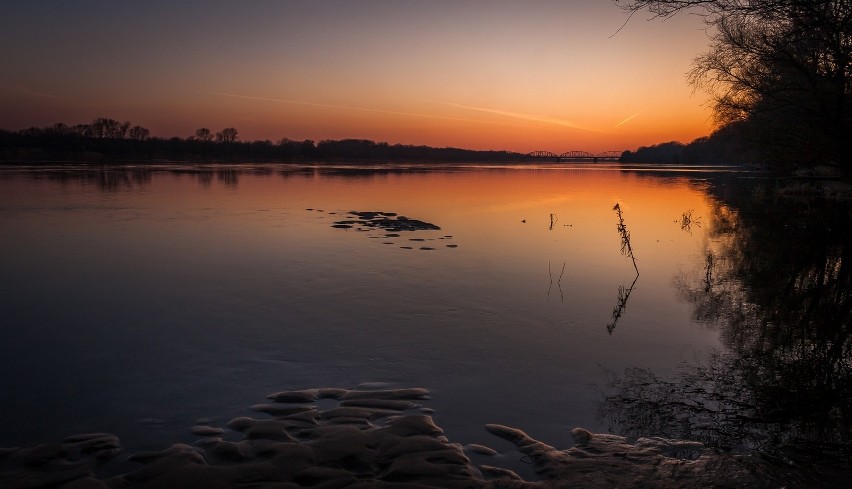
[526,150,623,162]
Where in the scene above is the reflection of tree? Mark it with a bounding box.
[606,275,638,334]
[216,168,239,188]
[600,181,852,479]
[547,261,565,302]
[606,203,640,334]
[27,166,299,191]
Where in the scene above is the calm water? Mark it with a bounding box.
[1,163,848,478]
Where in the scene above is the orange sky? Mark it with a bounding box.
[0,1,715,153]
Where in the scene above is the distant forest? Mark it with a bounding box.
[0,118,523,164]
[2,113,842,168]
[620,122,758,166]
[0,116,764,166]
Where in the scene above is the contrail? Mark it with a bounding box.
[444,102,594,131]
[614,106,648,128]
[614,113,639,128]
[210,92,541,129]
[14,86,64,101]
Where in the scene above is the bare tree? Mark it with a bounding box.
[194,127,213,142]
[617,0,852,164]
[88,118,132,139]
[44,123,73,136]
[117,121,131,139]
[215,127,239,143]
[616,0,808,19]
[128,125,150,140]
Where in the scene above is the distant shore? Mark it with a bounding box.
[0,128,530,165]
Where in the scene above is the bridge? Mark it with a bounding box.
[526,150,623,162]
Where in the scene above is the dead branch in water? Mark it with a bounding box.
[547,261,566,302]
[606,274,638,334]
[613,202,639,275]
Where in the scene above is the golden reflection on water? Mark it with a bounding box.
[0,164,726,452]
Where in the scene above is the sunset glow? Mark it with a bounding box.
[0,0,714,153]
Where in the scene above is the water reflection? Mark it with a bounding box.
[606,275,638,335]
[7,163,822,479]
[5,164,304,191]
[600,180,851,479]
[606,203,640,334]
[546,261,565,302]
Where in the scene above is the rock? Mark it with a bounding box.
[479,465,523,480]
[465,444,498,456]
[321,406,402,421]
[191,426,225,437]
[340,388,430,401]
[63,434,120,461]
[327,210,441,233]
[339,399,418,411]
[385,416,443,437]
[267,389,319,403]
[0,388,791,489]
[569,427,592,445]
[374,434,453,462]
[251,404,316,416]
[225,417,256,432]
[486,424,770,488]
[317,388,350,399]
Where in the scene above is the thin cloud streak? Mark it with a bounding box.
[614,113,638,128]
[444,102,597,132]
[12,86,64,101]
[210,92,541,129]
[614,107,648,128]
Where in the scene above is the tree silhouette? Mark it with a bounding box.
[128,125,150,141]
[618,0,852,166]
[87,118,131,139]
[215,127,239,143]
[194,127,213,142]
[600,180,852,482]
[0,118,522,163]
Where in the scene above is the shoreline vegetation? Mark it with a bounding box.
[3,118,847,177]
[2,117,849,176]
[2,117,834,170]
[0,119,524,165]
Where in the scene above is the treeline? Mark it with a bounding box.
[0,117,522,163]
[620,122,760,165]
[620,1,852,171]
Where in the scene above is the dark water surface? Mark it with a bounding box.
[1,163,848,482]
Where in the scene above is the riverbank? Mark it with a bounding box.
[1,387,837,489]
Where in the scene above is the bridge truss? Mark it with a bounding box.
[525,150,623,162]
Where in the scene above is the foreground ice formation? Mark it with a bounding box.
[0,387,787,488]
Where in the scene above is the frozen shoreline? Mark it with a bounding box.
[2,386,818,489]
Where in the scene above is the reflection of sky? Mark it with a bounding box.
[0,166,723,454]
[0,1,712,152]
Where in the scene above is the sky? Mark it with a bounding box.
[0,0,715,153]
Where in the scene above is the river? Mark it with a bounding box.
[1,163,848,486]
